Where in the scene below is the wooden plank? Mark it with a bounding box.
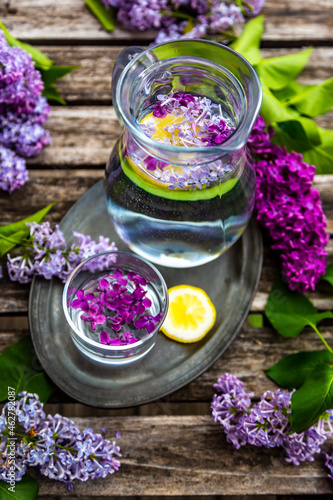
[1,325,333,400]
[1,0,333,42]
[21,106,332,168]
[25,415,332,496]
[25,46,333,104]
[1,172,333,315]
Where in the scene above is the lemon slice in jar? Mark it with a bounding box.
[141,112,186,146]
[161,285,216,343]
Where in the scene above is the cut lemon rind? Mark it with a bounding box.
[161,285,216,343]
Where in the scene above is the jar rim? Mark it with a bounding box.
[116,39,262,161]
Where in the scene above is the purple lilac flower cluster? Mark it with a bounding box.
[248,117,329,293]
[6,222,117,284]
[102,0,264,44]
[324,436,333,481]
[0,392,121,490]
[146,92,235,147]
[0,30,50,194]
[211,373,333,466]
[72,269,163,346]
[135,92,236,189]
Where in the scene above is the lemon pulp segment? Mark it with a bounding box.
[141,112,187,146]
[161,285,216,343]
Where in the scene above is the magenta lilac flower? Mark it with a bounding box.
[248,117,329,293]
[71,269,161,345]
[0,29,51,193]
[101,0,264,44]
[211,374,333,465]
[6,221,117,284]
[0,393,121,490]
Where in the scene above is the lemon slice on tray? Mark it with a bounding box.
[161,285,216,343]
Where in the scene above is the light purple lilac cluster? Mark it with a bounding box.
[324,440,333,482]
[248,117,329,293]
[0,30,50,194]
[72,269,163,345]
[6,222,117,284]
[135,92,236,189]
[0,392,121,491]
[102,0,265,44]
[146,93,235,146]
[211,373,333,466]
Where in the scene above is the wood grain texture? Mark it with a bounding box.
[26,415,332,496]
[1,0,333,42]
[19,46,333,104]
[1,172,333,315]
[1,324,333,401]
[16,105,331,167]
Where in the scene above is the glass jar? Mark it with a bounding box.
[105,40,262,268]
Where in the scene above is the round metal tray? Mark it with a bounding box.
[29,180,262,408]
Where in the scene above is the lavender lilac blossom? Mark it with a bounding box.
[0,392,121,490]
[211,373,333,466]
[101,0,265,44]
[135,92,236,189]
[0,30,50,193]
[248,117,329,293]
[6,221,117,284]
[72,269,163,345]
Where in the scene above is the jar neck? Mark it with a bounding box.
[115,40,262,163]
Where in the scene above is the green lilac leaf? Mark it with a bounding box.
[322,263,333,287]
[42,84,66,105]
[291,362,333,432]
[0,21,52,70]
[40,65,79,86]
[287,77,333,117]
[303,144,333,174]
[272,118,321,153]
[272,81,305,103]
[266,350,333,390]
[0,230,28,258]
[257,47,313,91]
[24,373,55,403]
[265,275,333,337]
[0,336,46,401]
[272,120,312,153]
[0,474,39,500]
[319,127,333,150]
[85,0,115,31]
[0,203,55,237]
[230,15,263,65]
[247,313,264,328]
[260,86,299,125]
[296,117,322,146]
[0,203,55,257]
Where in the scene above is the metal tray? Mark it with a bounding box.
[29,180,262,408]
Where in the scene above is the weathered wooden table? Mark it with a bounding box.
[1,0,333,498]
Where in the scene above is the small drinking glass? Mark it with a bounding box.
[63,251,169,365]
